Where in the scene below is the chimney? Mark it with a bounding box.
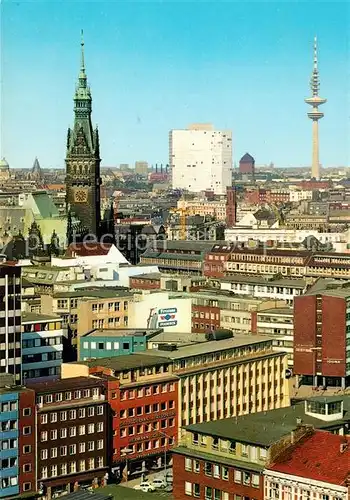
[155,163,158,173]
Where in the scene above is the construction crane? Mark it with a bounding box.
[169,207,190,240]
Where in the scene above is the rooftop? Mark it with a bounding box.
[66,242,113,257]
[141,334,274,360]
[219,275,307,288]
[184,396,350,446]
[52,288,132,299]
[22,312,62,323]
[268,430,350,486]
[130,272,162,280]
[82,328,162,338]
[75,353,172,372]
[25,376,104,393]
[257,307,293,316]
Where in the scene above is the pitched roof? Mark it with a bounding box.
[240,153,255,162]
[66,242,113,257]
[267,430,350,486]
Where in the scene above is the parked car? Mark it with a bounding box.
[152,478,166,489]
[134,481,155,493]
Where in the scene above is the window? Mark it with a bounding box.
[23,463,32,473]
[60,446,67,456]
[41,449,48,460]
[97,405,104,415]
[97,456,104,467]
[70,427,76,437]
[79,460,85,472]
[60,428,67,439]
[222,466,229,480]
[51,448,58,459]
[69,444,76,455]
[205,486,213,500]
[252,474,260,488]
[50,429,57,440]
[87,407,94,417]
[41,414,48,424]
[193,484,200,498]
[79,425,86,435]
[61,464,67,475]
[50,412,57,423]
[213,464,220,478]
[97,440,103,450]
[23,445,31,454]
[234,470,242,483]
[41,467,48,479]
[185,482,192,496]
[41,431,48,442]
[204,462,212,476]
[60,411,67,421]
[243,472,250,485]
[23,408,31,417]
[69,410,76,419]
[23,426,31,435]
[193,460,200,473]
[79,442,86,453]
[88,441,94,451]
[242,444,248,456]
[23,482,32,492]
[97,422,103,432]
[51,465,58,477]
[185,458,192,471]
[79,408,86,418]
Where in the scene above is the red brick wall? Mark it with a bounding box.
[251,311,257,334]
[173,452,263,500]
[110,379,178,464]
[192,305,220,333]
[18,389,36,495]
[294,295,317,376]
[321,296,346,377]
[129,277,160,290]
[203,255,226,278]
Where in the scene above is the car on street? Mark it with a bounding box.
[134,481,155,493]
[152,478,166,489]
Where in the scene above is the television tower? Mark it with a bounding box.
[305,37,326,180]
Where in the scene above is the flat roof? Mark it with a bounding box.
[219,276,306,288]
[76,353,172,372]
[130,272,162,280]
[257,307,293,316]
[82,328,161,338]
[22,312,62,323]
[185,396,350,446]
[141,334,274,360]
[25,376,104,393]
[53,288,132,299]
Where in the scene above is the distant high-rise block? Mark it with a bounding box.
[170,124,233,195]
[239,153,255,177]
[135,161,148,176]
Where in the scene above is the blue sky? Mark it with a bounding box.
[1,0,349,169]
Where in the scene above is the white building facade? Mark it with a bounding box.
[170,124,232,194]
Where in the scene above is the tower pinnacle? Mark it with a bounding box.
[80,29,85,73]
[305,36,326,180]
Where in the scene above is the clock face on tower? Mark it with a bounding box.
[74,189,88,203]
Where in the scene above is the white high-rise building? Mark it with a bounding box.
[169,123,232,194]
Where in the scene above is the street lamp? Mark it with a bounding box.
[157,430,173,483]
[121,447,133,485]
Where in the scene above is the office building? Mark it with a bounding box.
[78,328,154,361]
[26,377,109,499]
[170,124,232,195]
[294,289,350,388]
[0,263,22,383]
[21,313,64,382]
[0,378,36,499]
[63,355,178,479]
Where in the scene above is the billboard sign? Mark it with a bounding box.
[158,307,178,327]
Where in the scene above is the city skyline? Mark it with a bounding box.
[1,0,349,169]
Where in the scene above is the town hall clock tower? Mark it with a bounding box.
[65,31,101,237]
